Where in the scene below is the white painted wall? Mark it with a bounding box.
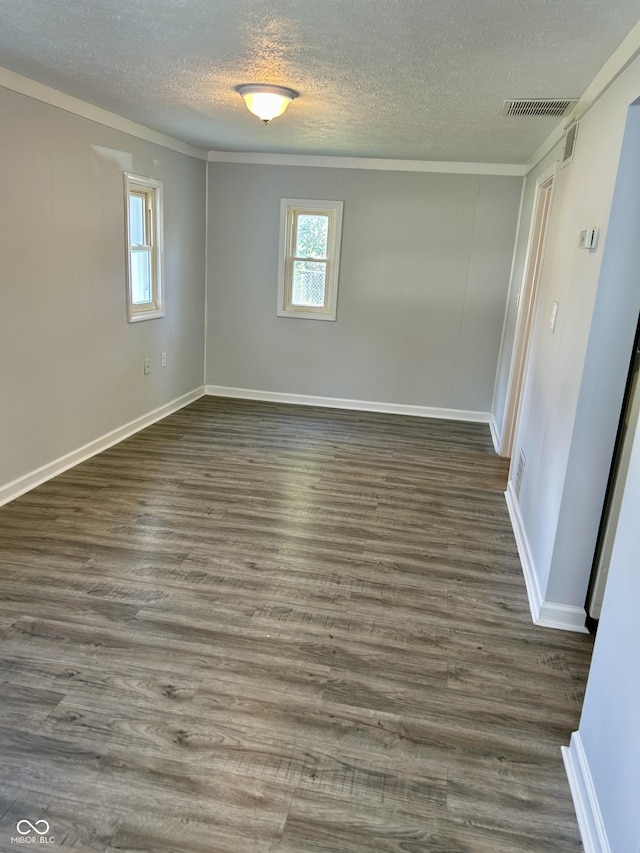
[560,96,640,853]
[545,96,640,608]
[0,86,206,494]
[483,58,640,847]
[500,55,640,618]
[206,164,522,413]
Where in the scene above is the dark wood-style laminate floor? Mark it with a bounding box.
[0,397,593,852]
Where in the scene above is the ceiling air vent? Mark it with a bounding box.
[562,121,579,166]
[500,98,578,118]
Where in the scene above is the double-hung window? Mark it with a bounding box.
[277,199,343,321]
[124,173,164,322]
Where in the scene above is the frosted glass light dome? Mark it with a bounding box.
[236,84,298,124]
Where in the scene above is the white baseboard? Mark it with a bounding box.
[505,480,543,622]
[489,414,501,454]
[562,732,611,853]
[504,481,588,633]
[0,386,205,507]
[205,385,491,424]
[538,601,589,632]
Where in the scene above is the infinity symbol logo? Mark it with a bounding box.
[16,819,50,836]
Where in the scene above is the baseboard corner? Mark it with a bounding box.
[537,601,589,633]
[0,385,205,507]
[489,414,501,454]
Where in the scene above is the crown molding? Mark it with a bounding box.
[207,149,526,176]
[0,66,207,160]
[525,18,640,173]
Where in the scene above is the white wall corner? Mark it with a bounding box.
[489,414,501,454]
[504,480,543,622]
[204,385,492,424]
[562,732,612,853]
[504,482,589,632]
[0,386,205,507]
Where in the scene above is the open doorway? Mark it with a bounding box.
[586,314,640,629]
[500,166,555,458]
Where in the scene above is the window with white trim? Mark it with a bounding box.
[277,198,343,321]
[124,173,164,322]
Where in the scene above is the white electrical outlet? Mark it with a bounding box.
[161,352,167,368]
[143,357,150,375]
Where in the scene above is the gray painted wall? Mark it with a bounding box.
[0,86,206,490]
[206,164,522,412]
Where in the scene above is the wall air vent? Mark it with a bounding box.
[500,98,579,118]
[515,449,526,500]
[562,121,579,166]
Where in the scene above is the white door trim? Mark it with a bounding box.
[500,162,557,457]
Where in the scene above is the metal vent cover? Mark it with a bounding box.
[500,98,579,118]
[562,121,579,166]
[515,449,526,500]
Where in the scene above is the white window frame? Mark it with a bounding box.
[124,173,164,323]
[277,198,343,321]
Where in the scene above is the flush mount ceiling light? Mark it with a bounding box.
[236,84,298,124]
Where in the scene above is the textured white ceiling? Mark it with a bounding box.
[0,0,639,163]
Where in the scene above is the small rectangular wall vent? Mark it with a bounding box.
[562,121,579,166]
[501,98,578,118]
[515,449,526,500]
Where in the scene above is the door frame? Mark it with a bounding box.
[500,163,557,458]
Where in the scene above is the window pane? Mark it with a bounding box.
[129,194,146,246]
[291,261,326,307]
[131,249,152,304]
[295,214,329,259]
